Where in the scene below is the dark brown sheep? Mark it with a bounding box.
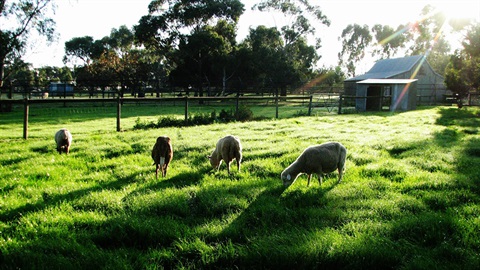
[151,136,173,178]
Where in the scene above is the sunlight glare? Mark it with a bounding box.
[434,1,480,21]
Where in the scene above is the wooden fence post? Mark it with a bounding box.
[235,95,239,120]
[116,97,121,132]
[338,94,343,114]
[23,98,29,139]
[308,95,313,116]
[184,96,189,123]
[275,91,279,119]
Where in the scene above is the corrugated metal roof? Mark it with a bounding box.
[357,79,417,84]
[345,55,424,82]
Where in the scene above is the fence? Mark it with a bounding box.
[0,95,313,139]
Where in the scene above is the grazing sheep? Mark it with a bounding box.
[55,128,73,154]
[151,136,173,178]
[281,142,346,187]
[208,135,242,174]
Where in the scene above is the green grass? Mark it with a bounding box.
[0,103,479,269]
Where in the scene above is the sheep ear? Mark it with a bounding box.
[287,174,291,181]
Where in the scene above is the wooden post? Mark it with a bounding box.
[308,95,313,116]
[116,97,121,132]
[184,96,188,123]
[23,99,29,139]
[235,95,239,120]
[338,94,343,114]
[275,90,279,119]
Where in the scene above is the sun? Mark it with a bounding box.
[433,0,480,21]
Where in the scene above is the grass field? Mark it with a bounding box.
[0,103,479,269]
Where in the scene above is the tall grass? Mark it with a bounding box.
[0,104,479,269]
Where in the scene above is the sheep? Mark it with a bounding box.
[208,135,242,174]
[55,128,73,154]
[151,136,173,179]
[281,142,346,187]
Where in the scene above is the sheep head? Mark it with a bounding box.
[281,170,298,187]
[208,154,220,169]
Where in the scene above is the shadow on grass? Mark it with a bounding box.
[0,156,29,166]
[0,171,140,223]
[2,107,480,269]
[436,107,480,128]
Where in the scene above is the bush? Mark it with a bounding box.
[236,105,254,122]
[133,107,254,130]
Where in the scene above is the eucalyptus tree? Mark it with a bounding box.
[338,24,372,78]
[168,20,237,96]
[134,0,244,96]
[65,25,161,97]
[238,26,285,94]
[64,36,94,65]
[338,4,473,78]
[2,59,33,98]
[252,0,330,95]
[0,0,56,93]
[405,5,453,73]
[370,24,410,60]
[444,23,480,102]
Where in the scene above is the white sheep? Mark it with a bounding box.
[281,142,346,187]
[55,128,73,154]
[208,135,242,174]
[151,136,173,178]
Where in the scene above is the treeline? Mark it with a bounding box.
[1,1,479,99]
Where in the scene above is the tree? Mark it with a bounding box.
[253,0,330,95]
[240,26,285,94]
[169,21,237,96]
[135,0,245,97]
[65,25,163,97]
[135,0,244,54]
[338,4,475,78]
[2,59,33,98]
[338,24,372,77]
[0,0,57,89]
[405,5,452,73]
[64,36,96,65]
[371,24,409,60]
[444,23,480,101]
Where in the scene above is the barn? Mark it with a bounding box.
[344,55,449,112]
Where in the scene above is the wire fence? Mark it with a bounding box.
[0,95,315,139]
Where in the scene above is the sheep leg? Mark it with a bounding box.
[217,160,223,171]
[337,167,344,183]
[317,173,323,185]
[307,174,312,186]
[227,160,231,174]
[155,165,159,179]
[235,152,242,172]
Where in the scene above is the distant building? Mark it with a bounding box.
[48,82,74,97]
[344,55,450,112]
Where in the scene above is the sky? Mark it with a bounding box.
[22,0,480,73]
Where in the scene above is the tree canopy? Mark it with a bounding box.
[5,1,479,98]
[0,0,57,88]
[337,4,474,78]
[444,23,480,99]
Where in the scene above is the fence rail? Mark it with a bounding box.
[0,95,313,139]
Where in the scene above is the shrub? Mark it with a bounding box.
[236,105,254,122]
[133,107,253,130]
